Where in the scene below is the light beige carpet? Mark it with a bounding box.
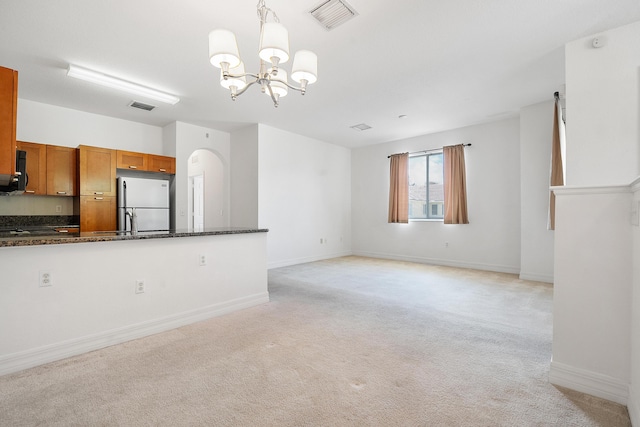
[0,256,631,426]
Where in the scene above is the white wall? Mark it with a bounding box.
[230,125,259,228]
[565,21,640,186]
[256,124,352,268]
[631,178,640,425]
[172,122,230,230]
[351,118,521,274]
[519,101,555,283]
[550,186,632,405]
[17,99,163,152]
[550,20,640,415]
[0,233,268,376]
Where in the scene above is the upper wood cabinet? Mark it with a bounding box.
[117,150,148,171]
[116,150,175,174]
[0,66,18,186]
[148,154,176,174]
[47,145,77,196]
[79,145,117,197]
[17,141,47,195]
[15,141,78,196]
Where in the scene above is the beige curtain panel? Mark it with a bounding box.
[388,153,409,223]
[443,144,469,224]
[548,97,565,230]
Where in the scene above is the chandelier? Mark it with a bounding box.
[208,0,318,107]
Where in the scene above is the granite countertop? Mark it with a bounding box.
[0,227,269,247]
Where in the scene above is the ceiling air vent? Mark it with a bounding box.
[129,101,156,111]
[309,0,358,30]
[350,123,372,131]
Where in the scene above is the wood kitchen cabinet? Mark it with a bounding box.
[46,145,77,196]
[79,145,117,232]
[148,154,176,174]
[0,66,18,186]
[117,150,148,171]
[79,145,117,196]
[79,196,116,232]
[116,150,175,174]
[17,141,47,195]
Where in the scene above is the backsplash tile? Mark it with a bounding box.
[0,215,79,228]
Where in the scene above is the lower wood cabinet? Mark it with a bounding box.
[79,196,116,232]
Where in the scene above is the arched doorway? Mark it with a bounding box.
[187,149,226,231]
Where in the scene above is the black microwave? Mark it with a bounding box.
[0,150,27,194]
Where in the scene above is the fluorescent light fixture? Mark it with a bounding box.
[66,64,180,105]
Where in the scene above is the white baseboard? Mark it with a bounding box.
[549,361,629,405]
[352,250,521,275]
[629,385,639,426]
[268,251,353,269]
[0,292,270,377]
[519,271,554,284]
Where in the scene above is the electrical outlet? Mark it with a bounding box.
[39,271,52,287]
[320,238,323,244]
[135,280,145,294]
[55,205,62,213]
[199,254,207,266]
[445,242,449,248]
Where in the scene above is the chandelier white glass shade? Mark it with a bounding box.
[208,0,317,107]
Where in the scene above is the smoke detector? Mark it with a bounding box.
[309,0,358,30]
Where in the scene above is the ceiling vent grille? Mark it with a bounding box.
[350,123,372,131]
[129,101,156,111]
[309,0,358,30]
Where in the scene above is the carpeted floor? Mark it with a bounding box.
[0,256,631,426]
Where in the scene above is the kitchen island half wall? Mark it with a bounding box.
[0,229,268,375]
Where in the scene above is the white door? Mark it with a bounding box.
[192,174,204,232]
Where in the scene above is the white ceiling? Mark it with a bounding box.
[2,0,640,149]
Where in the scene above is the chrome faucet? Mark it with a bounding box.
[125,208,138,234]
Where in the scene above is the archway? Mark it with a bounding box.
[187,149,226,231]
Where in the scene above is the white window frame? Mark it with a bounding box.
[408,151,444,222]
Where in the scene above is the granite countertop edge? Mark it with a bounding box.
[0,228,269,247]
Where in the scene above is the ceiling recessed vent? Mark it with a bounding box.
[129,101,156,111]
[309,0,358,30]
[350,123,372,131]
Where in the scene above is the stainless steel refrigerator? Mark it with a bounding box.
[117,177,170,232]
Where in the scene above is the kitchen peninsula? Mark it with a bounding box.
[0,228,269,375]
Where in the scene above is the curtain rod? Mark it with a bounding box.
[387,143,471,158]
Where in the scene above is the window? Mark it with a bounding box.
[408,152,444,220]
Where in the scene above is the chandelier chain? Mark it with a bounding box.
[256,0,279,23]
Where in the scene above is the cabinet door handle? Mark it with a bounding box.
[159,168,166,172]
[57,191,67,195]
[94,197,104,200]
[25,190,35,194]
[94,192,104,195]
[129,166,137,169]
